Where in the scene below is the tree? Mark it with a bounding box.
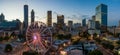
[18,33,26,42]
[116,40,120,44]
[72,39,80,45]
[95,38,101,43]
[57,34,64,40]
[64,34,72,39]
[57,34,72,40]
[101,42,114,50]
[88,50,103,55]
[23,51,38,55]
[82,31,90,39]
[4,44,13,52]
[93,33,97,38]
[0,37,3,41]
[4,36,10,41]
[115,33,120,37]
[10,32,16,38]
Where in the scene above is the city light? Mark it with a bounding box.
[60,51,67,55]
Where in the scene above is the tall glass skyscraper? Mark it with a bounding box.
[82,18,86,27]
[24,4,28,30]
[95,4,107,26]
[31,9,35,24]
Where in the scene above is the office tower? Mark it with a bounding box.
[68,20,73,31]
[68,20,73,27]
[0,13,5,22]
[57,15,64,29]
[73,23,81,31]
[95,4,108,26]
[47,11,52,27]
[31,9,35,23]
[88,19,95,29]
[92,15,96,21]
[95,21,100,29]
[82,19,86,27]
[24,4,29,30]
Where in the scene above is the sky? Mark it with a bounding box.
[0,0,120,26]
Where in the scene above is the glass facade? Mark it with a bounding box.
[96,4,107,26]
[24,5,28,30]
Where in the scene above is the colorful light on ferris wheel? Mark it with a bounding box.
[33,35,37,40]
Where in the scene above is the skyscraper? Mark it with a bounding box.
[57,15,64,29]
[47,11,52,27]
[88,19,95,29]
[82,19,86,27]
[95,4,107,26]
[0,13,5,22]
[68,20,73,27]
[68,20,73,31]
[31,9,35,23]
[92,15,96,21]
[24,4,28,30]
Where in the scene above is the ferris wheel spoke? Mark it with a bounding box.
[37,44,45,52]
[29,25,33,29]
[27,31,32,35]
[40,28,48,34]
[48,28,52,36]
[26,34,32,37]
[35,23,39,28]
[38,25,44,33]
[41,37,50,40]
[39,40,47,50]
[34,24,38,31]
[27,39,33,43]
[28,28,33,33]
[39,25,45,33]
[27,30,32,33]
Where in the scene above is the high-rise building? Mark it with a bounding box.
[119,20,120,27]
[92,15,96,21]
[73,23,81,32]
[0,13,5,22]
[91,15,100,29]
[88,19,95,29]
[23,4,29,30]
[95,21,100,29]
[31,9,35,24]
[57,15,64,29]
[82,19,86,27]
[68,20,73,32]
[68,20,73,27]
[47,11,52,27]
[95,4,107,26]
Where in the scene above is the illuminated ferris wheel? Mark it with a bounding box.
[26,21,52,55]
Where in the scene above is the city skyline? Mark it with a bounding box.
[0,0,120,26]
